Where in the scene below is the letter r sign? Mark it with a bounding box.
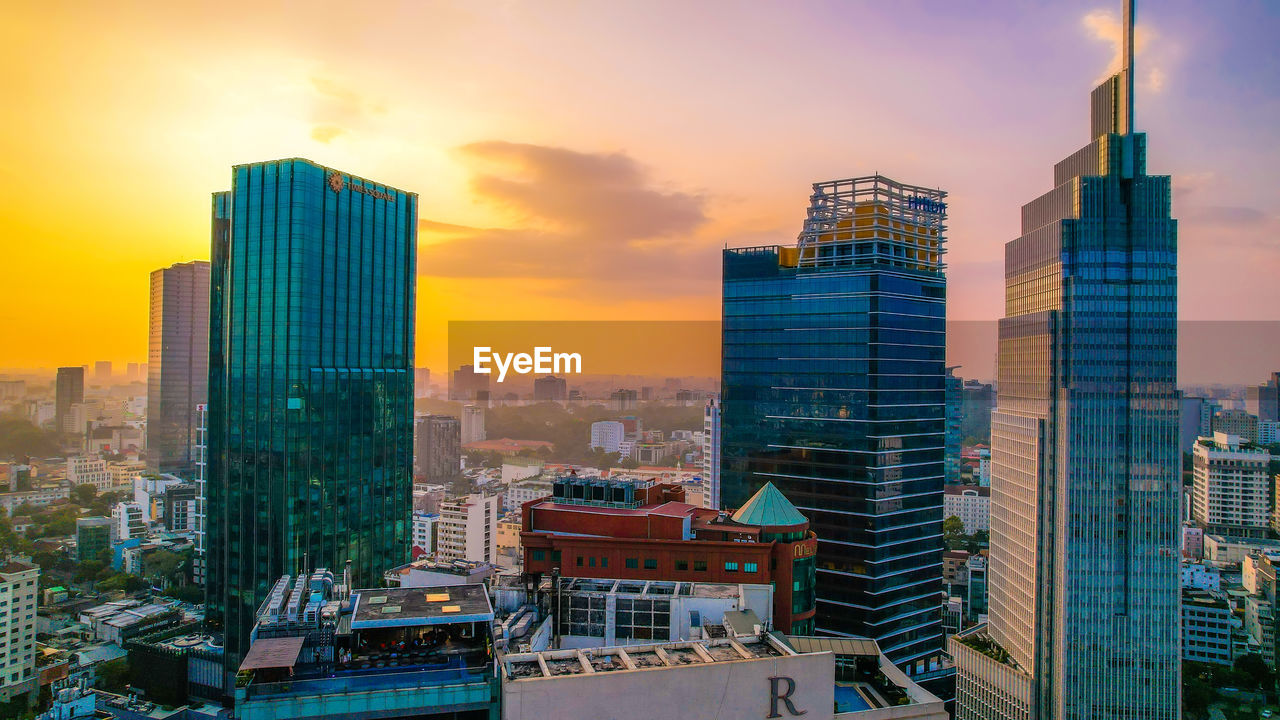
[767,676,806,717]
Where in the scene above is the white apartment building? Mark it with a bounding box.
[976,449,991,487]
[503,477,554,513]
[1192,432,1272,538]
[589,421,625,454]
[943,485,991,534]
[111,502,146,543]
[108,460,148,489]
[1182,589,1233,666]
[702,395,721,510]
[0,485,70,513]
[67,456,112,491]
[0,560,39,702]
[1181,562,1221,592]
[436,493,500,563]
[1259,419,1280,446]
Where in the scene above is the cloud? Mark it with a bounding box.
[456,142,706,239]
[418,142,718,298]
[1183,205,1269,228]
[310,124,346,143]
[1082,9,1164,92]
[306,74,386,143]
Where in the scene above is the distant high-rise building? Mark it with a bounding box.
[1180,396,1219,454]
[205,159,416,683]
[146,260,211,474]
[461,404,486,445]
[959,380,994,442]
[126,362,142,383]
[952,4,1181,717]
[414,414,461,482]
[721,174,948,666]
[1247,372,1280,422]
[94,361,112,384]
[451,364,489,401]
[414,367,431,398]
[702,395,721,510]
[1192,432,1271,539]
[1212,408,1258,443]
[609,389,637,412]
[945,368,964,482]
[55,366,84,433]
[76,516,112,562]
[533,375,567,402]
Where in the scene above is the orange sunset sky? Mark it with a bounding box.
[2,1,1277,375]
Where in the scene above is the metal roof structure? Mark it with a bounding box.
[730,482,808,528]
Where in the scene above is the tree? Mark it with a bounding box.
[1235,653,1273,691]
[943,515,967,549]
[95,658,131,693]
[70,484,97,506]
[1182,675,1213,718]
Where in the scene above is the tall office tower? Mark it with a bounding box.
[414,414,461,482]
[533,374,568,402]
[126,362,141,383]
[55,366,85,433]
[414,367,431,398]
[450,363,489,401]
[721,175,947,666]
[146,260,211,474]
[952,3,1181,718]
[461,404,486,445]
[94,361,112,384]
[944,367,963,482]
[193,403,207,585]
[205,159,416,683]
[702,394,721,509]
[1246,371,1280,422]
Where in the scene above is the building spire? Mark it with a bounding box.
[1121,0,1135,134]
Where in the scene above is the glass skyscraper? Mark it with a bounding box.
[147,260,210,474]
[205,159,417,681]
[721,175,947,664]
[952,2,1181,718]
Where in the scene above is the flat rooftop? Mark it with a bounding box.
[501,634,791,681]
[549,577,763,599]
[351,584,493,629]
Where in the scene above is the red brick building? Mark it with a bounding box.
[522,477,817,633]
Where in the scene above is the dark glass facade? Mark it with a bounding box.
[147,260,210,474]
[720,175,947,665]
[205,159,416,679]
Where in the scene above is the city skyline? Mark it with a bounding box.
[3,1,1279,374]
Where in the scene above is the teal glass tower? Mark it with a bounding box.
[205,159,417,680]
[721,175,947,666]
[952,2,1181,718]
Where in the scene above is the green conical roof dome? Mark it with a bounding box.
[730,482,808,528]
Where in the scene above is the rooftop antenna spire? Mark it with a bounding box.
[1121,0,1135,134]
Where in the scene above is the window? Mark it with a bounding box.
[744,562,758,573]
[532,549,546,562]
[552,550,562,563]
[625,558,639,569]
[588,557,596,568]
[694,560,708,572]
[643,558,657,570]
[675,560,689,571]
[601,557,608,568]
[725,562,739,572]
[576,556,583,567]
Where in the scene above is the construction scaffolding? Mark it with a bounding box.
[796,175,947,272]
